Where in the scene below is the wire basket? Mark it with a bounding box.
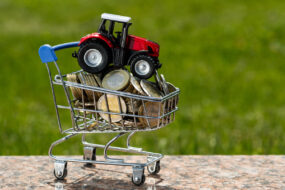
[53,70,179,134]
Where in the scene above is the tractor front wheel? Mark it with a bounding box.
[77,42,109,74]
[130,55,155,79]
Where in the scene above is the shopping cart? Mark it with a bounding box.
[38,42,180,186]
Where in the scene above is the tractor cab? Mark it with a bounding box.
[98,13,132,49]
[97,13,132,66]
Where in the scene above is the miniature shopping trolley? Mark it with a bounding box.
[38,42,180,186]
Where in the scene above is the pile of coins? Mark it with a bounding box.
[67,68,176,128]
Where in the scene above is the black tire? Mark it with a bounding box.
[130,55,155,79]
[132,174,145,186]
[78,42,109,74]
[147,161,160,175]
[54,168,67,180]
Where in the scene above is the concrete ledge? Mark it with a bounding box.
[0,156,284,189]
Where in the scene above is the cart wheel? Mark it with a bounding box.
[132,165,145,186]
[54,161,67,180]
[147,160,160,175]
[83,147,96,167]
[132,174,145,186]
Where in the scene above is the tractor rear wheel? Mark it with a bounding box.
[78,42,109,74]
[130,55,155,79]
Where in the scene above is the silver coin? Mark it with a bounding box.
[140,80,163,98]
[160,74,169,95]
[102,69,130,91]
[130,73,145,95]
[154,70,164,94]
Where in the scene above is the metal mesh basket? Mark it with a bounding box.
[53,70,179,134]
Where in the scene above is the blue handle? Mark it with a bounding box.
[38,41,79,63]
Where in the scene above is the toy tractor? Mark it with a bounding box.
[75,13,161,79]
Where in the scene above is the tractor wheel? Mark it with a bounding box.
[78,42,109,74]
[130,55,155,79]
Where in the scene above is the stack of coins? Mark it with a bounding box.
[67,73,85,100]
[66,69,176,129]
[78,73,102,101]
[67,73,102,103]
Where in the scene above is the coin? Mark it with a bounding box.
[140,80,163,98]
[123,81,134,94]
[160,74,169,95]
[78,73,101,101]
[86,121,98,131]
[67,73,84,100]
[74,100,95,107]
[130,73,145,95]
[102,69,130,91]
[115,119,144,128]
[97,94,127,122]
[154,70,164,94]
[93,74,102,87]
[166,82,176,93]
[138,102,163,128]
[126,99,141,113]
[167,82,179,107]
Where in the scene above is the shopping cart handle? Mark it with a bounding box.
[39,42,79,63]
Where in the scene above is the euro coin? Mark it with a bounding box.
[102,69,130,91]
[97,94,127,122]
[138,102,163,128]
[140,80,163,98]
[67,73,84,100]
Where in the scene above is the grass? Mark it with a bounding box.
[1,0,285,155]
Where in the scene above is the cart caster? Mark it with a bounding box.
[132,174,145,186]
[132,165,145,186]
[54,161,67,180]
[147,160,160,175]
[83,146,96,167]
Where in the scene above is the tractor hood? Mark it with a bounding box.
[126,35,159,57]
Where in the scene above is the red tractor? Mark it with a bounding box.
[76,13,161,79]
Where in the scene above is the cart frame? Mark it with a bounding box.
[39,42,180,186]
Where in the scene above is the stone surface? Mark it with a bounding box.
[0,156,285,189]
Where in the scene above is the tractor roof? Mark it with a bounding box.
[101,13,131,23]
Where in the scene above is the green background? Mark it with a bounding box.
[1,0,285,155]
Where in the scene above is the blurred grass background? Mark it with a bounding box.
[1,0,285,155]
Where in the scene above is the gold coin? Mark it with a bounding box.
[86,122,98,131]
[78,73,101,101]
[102,69,130,91]
[67,73,83,100]
[138,102,163,128]
[130,74,145,95]
[125,99,141,113]
[85,73,102,98]
[115,119,144,128]
[166,82,179,108]
[124,82,134,93]
[140,80,163,98]
[74,100,95,107]
[97,94,127,122]
[93,74,102,87]
[166,82,176,93]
